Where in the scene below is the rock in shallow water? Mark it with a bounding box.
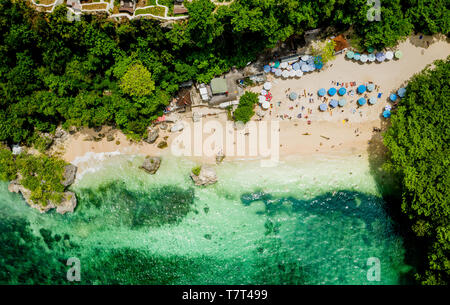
[190,166,218,186]
[139,156,161,174]
[62,164,77,187]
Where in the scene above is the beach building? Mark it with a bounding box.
[175,88,192,112]
[119,0,135,15]
[207,76,241,106]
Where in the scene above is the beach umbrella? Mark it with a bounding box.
[385,51,394,60]
[329,99,338,108]
[360,54,368,63]
[263,65,271,73]
[385,105,392,111]
[319,103,328,111]
[338,98,347,107]
[357,97,367,106]
[390,93,397,102]
[368,54,376,62]
[367,84,375,92]
[273,61,280,68]
[295,70,303,77]
[282,70,290,78]
[289,70,297,77]
[308,64,316,71]
[280,62,288,69]
[289,92,298,101]
[263,82,272,90]
[271,67,277,73]
[398,87,406,98]
[301,64,309,72]
[383,110,391,118]
[357,85,367,94]
[376,52,385,62]
[258,95,266,104]
[394,51,403,59]
[354,53,361,60]
[315,62,324,70]
[275,69,282,77]
[367,47,375,53]
[328,87,337,96]
[338,87,347,96]
[346,51,355,59]
[261,101,270,109]
[369,96,377,105]
[301,55,310,61]
[318,88,326,96]
[292,62,300,71]
[261,89,267,96]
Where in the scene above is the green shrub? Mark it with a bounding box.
[191,166,201,176]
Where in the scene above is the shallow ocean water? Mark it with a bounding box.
[0,154,413,284]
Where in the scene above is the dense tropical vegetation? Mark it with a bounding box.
[233,92,258,123]
[384,58,450,285]
[0,0,448,144]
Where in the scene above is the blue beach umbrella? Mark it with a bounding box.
[357,97,367,106]
[328,87,337,96]
[369,96,377,105]
[390,93,397,102]
[271,67,277,73]
[338,87,347,96]
[301,64,309,72]
[319,103,328,111]
[318,88,326,96]
[383,110,391,118]
[357,85,367,94]
[329,99,338,108]
[338,98,347,107]
[367,84,375,92]
[368,54,376,62]
[263,65,271,73]
[376,52,385,62]
[292,62,300,71]
[273,61,280,68]
[398,87,406,98]
[346,51,354,59]
[354,53,361,60]
[289,92,298,101]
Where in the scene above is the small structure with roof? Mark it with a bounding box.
[119,0,135,15]
[332,34,349,54]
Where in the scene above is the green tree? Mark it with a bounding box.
[119,62,155,97]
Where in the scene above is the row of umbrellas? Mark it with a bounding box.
[346,50,402,63]
[319,96,378,111]
[318,83,375,97]
[259,82,273,109]
[264,55,324,78]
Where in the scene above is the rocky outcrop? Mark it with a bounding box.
[139,156,161,174]
[144,128,159,144]
[190,166,218,186]
[62,164,78,187]
[171,122,184,132]
[216,150,225,164]
[56,191,77,215]
[8,164,78,214]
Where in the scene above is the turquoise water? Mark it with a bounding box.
[0,154,413,284]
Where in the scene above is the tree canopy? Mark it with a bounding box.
[383,58,450,285]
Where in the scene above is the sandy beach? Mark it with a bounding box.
[59,34,450,165]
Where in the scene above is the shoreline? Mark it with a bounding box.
[57,34,450,166]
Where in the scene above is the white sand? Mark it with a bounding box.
[60,34,450,165]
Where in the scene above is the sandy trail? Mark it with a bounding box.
[60,34,450,165]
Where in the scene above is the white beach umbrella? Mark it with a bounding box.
[274,69,282,77]
[261,101,270,109]
[261,89,267,96]
[385,51,394,60]
[258,95,266,104]
[280,62,288,69]
[282,70,290,78]
[289,70,296,77]
[295,70,303,77]
[263,82,272,90]
[360,54,368,63]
